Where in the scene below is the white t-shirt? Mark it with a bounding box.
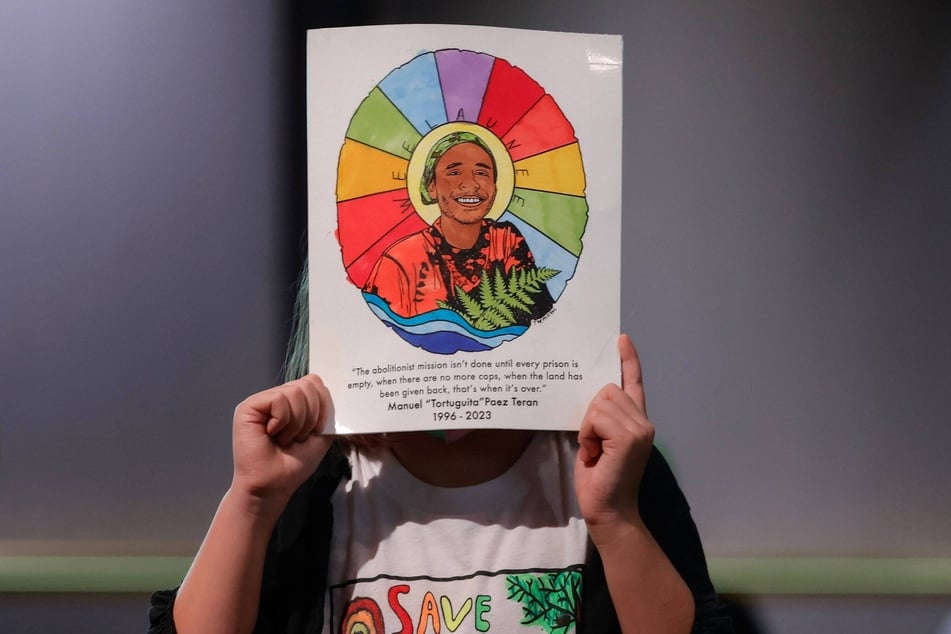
[324,432,588,634]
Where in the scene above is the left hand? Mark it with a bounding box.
[574,333,655,539]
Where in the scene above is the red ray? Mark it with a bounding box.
[477,58,545,139]
[337,190,429,288]
[501,94,577,162]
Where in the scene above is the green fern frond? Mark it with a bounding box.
[492,266,507,298]
[445,264,560,330]
[506,269,535,307]
[476,268,497,307]
[474,306,508,330]
[522,267,560,295]
[525,266,560,285]
[455,286,484,322]
[497,267,534,314]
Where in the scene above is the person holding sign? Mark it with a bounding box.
[363,130,555,324]
[149,294,733,633]
[149,24,731,634]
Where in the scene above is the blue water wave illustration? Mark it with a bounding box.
[363,292,527,354]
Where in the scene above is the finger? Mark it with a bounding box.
[577,384,629,462]
[601,383,642,424]
[583,398,655,459]
[235,387,292,439]
[294,375,326,441]
[589,390,648,439]
[293,379,318,442]
[618,333,646,414]
[236,388,280,427]
[312,375,331,431]
[286,374,331,442]
[282,429,334,467]
[275,383,310,446]
[577,419,602,465]
[577,385,605,463]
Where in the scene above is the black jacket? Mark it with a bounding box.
[149,444,733,633]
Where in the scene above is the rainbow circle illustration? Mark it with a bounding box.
[339,597,384,634]
[336,49,588,354]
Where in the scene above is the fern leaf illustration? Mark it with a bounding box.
[494,266,511,299]
[522,266,559,294]
[475,306,509,330]
[472,268,515,324]
[506,268,535,307]
[439,264,560,330]
[455,286,484,322]
[496,268,532,314]
[476,268,497,307]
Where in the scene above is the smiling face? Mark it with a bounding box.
[426,142,497,227]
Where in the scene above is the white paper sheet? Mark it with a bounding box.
[307,24,622,433]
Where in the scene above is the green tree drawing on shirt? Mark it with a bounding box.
[505,569,583,633]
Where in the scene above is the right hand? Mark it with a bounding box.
[231,374,334,504]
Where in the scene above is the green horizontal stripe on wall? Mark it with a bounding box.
[1,556,950,594]
[0,556,193,593]
[707,557,951,595]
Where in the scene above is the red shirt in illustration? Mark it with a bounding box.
[364,218,553,323]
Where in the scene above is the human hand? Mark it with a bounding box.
[231,374,334,508]
[574,334,654,543]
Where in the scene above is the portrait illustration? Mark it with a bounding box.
[335,49,589,354]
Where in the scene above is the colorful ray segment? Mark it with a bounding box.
[344,87,421,159]
[338,191,428,287]
[434,49,494,123]
[477,58,546,138]
[507,188,587,257]
[336,139,409,202]
[378,52,447,135]
[501,94,577,162]
[513,143,586,197]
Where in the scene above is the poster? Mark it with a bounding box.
[307,24,622,433]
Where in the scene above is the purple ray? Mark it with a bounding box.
[435,49,495,124]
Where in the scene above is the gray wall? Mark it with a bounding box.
[1,0,298,547]
[1,1,949,632]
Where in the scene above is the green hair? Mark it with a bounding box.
[281,258,309,383]
[283,259,393,446]
[419,131,496,205]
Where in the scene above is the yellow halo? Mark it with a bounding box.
[406,122,515,225]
